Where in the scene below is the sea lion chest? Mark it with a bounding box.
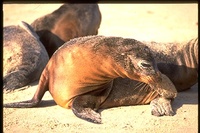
[47,43,127,108]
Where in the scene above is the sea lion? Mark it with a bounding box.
[100,38,198,116]
[31,4,101,57]
[3,21,49,92]
[143,38,198,92]
[4,36,177,124]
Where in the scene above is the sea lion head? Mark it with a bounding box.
[126,49,161,85]
[111,38,162,85]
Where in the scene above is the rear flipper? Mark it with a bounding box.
[150,97,174,116]
[3,99,40,108]
[72,95,102,124]
[3,71,31,93]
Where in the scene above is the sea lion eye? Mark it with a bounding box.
[138,60,152,69]
[141,62,151,68]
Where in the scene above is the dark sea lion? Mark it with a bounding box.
[31,4,101,57]
[3,21,49,92]
[143,38,198,92]
[4,36,177,124]
[100,38,198,116]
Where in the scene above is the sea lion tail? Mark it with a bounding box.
[4,68,49,108]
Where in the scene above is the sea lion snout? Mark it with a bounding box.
[152,71,162,83]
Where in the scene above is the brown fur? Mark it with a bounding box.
[34,35,162,108]
[31,4,101,57]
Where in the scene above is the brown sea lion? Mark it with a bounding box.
[3,21,49,92]
[4,36,177,124]
[31,4,101,57]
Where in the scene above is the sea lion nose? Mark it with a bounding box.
[154,71,162,82]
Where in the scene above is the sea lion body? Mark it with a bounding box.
[31,4,101,57]
[5,36,175,124]
[3,21,49,92]
[34,35,162,109]
[143,38,198,91]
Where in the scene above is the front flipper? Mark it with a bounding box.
[72,95,102,124]
[149,74,177,116]
[150,97,174,116]
[71,81,113,124]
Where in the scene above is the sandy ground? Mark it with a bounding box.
[3,3,198,133]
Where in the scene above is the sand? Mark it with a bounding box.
[3,3,198,133]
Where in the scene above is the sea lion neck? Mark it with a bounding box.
[55,35,159,85]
